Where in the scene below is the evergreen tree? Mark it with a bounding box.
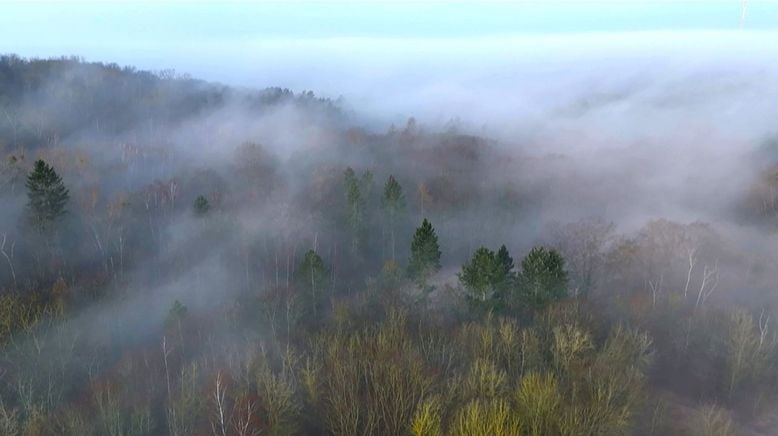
[343,167,374,257]
[25,159,69,233]
[516,246,569,309]
[459,246,514,313]
[495,244,516,293]
[193,195,210,216]
[344,167,364,254]
[459,248,500,299]
[297,249,329,318]
[407,218,441,287]
[360,170,374,202]
[382,175,405,261]
[165,300,188,329]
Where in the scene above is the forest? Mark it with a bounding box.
[0,55,777,435]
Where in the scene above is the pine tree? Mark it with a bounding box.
[495,244,516,293]
[193,195,210,216]
[459,245,514,313]
[344,167,364,254]
[407,218,441,287]
[459,247,500,301]
[165,300,188,329]
[297,249,329,318]
[516,246,568,309]
[382,175,405,261]
[25,159,69,233]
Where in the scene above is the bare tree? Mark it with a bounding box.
[648,273,663,308]
[694,263,720,310]
[210,372,230,436]
[0,233,16,289]
[233,393,259,436]
[758,308,770,349]
[549,217,614,296]
[683,247,696,300]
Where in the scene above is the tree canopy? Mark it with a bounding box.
[459,244,516,313]
[516,246,569,309]
[382,175,405,261]
[407,218,441,286]
[193,195,210,216]
[25,159,69,233]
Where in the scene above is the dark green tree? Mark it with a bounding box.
[193,195,210,216]
[381,175,405,261]
[343,167,374,256]
[495,244,516,293]
[25,159,69,233]
[407,218,441,287]
[296,249,329,318]
[459,247,500,301]
[516,246,569,309]
[459,245,515,313]
[344,167,364,254]
[165,300,188,329]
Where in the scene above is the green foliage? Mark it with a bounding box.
[296,249,329,318]
[516,246,569,309]
[459,246,514,313]
[344,168,363,252]
[407,218,441,287]
[382,175,406,261]
[165,300,187,328]
[495,245,516,291]
[343,167,373,255]
[192,195,210,216]
[25,159,69,233]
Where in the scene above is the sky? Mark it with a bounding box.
[2,1,776,44]
[2,1,777,131]
[2,2,775,64]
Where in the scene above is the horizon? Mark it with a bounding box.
[2,1,777,92]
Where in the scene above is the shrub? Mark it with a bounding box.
[450,399,521,436]
[516,372,561,436]
[410,396,442,436]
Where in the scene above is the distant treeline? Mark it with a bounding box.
[0,54,341,149]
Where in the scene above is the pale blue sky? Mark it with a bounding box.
[2,1,776,122]
[1,1,775,48]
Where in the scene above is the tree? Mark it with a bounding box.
[296,249,329,318]
[548,218,614,297]
[407,218,441,288]
[382,175,405,261]
[166,299,188,329]
[25,159,69,233]
[193,195,210,216]
[516,246,568,309]
[459,247,503,313]
[344,167,368,255]
[458,245,515,313]
[495,245,516,294]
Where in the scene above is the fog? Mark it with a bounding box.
[2,20,778,436]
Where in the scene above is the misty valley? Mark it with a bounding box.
[0,53,778,436]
